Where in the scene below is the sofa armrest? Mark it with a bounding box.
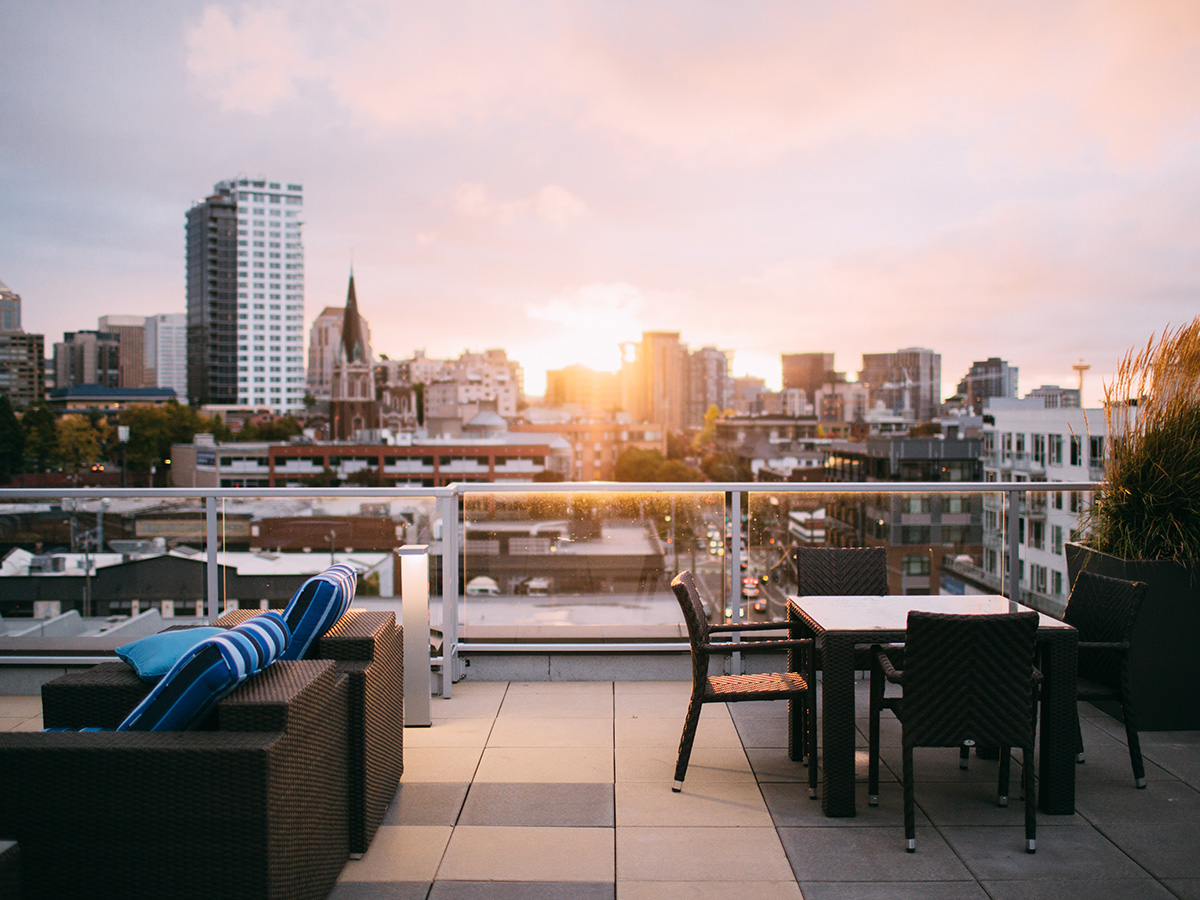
[1,661,349,900]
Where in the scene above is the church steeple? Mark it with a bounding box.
[340,269,368,364]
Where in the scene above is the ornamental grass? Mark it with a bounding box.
[1083,317,1200,564]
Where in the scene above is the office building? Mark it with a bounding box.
[0,278,44,408]
[620,331,687,433]
[144,313,188,403]
[859,347,942,422]
[53,330,120,389]
[781,352,835,398]
[1026,384,1081,408]
[186,177,305,413]
[544,364,621,414]
[687,346,734,429]
[956,357,1018,413]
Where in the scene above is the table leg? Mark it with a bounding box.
[1038,630,1078,814]
[819,634,858,817]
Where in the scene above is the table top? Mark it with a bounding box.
[787,594,1073,634]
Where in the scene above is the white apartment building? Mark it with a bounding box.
[186,177,305,413]
[144,313,187,402]
[980,397,1108,613]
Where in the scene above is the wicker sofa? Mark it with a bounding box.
[42,608,404,857]
[0,660,349,900]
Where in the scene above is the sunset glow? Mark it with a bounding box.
[4,1,1199,405]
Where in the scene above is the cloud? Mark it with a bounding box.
[183,1,1200,171]
[185,5,314,112]
[450,182,590,228]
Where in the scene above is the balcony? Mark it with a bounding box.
[4,677,1196,896]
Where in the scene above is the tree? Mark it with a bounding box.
[57,414,103,471]
[666,430,691,461]
[693,404,734,456]
[0,396,24,481]
[20,403,59,472]
[237,414,302,442]
[121,401,229,481]
[615,447,704,482]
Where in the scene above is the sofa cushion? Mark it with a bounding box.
[280,563,357,661]
[117,612,290,732]
[115,627,227,682]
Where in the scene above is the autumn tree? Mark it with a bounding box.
[56,414,103,471]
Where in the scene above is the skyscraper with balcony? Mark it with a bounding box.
[186,177,304,412]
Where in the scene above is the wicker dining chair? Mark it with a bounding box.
[671,571,816,794]
[1065,570,1149,788]
[794,546,890,597]
[867,611,1042,853]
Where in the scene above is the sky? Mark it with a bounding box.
[2,1,1198,403]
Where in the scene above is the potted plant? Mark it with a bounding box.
[1066,316,1200,729]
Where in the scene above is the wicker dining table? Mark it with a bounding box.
[786,594,1078,818]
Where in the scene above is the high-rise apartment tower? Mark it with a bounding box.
[186,177,305,412]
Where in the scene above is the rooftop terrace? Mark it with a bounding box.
[5,679,1199,899]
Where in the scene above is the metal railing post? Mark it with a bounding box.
[205,495,219,622]
[439,493,461,693]
[729,489,743,675]
[1005,486,1021,603]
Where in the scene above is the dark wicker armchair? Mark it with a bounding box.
[1065,570,1149,788]
[867,611,1041,853]
[42,608,404,857]
[671,571,816,794]
[1,660,349,900]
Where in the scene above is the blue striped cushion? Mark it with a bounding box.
[279,563,357,661]
[117,612,290,732]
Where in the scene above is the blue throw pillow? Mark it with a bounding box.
[116,627,227,683]
[279,563,357,660]
[117,612,290,732]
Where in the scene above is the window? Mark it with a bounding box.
[1032,434,1045,465]
[1052,570,1063,596]
[1090,436,1105,465]
[1032,564,1047,594]
[1070,436,1083,466]
[1052,525,1064,554]
[902,555,931,576]
[1049,434,1063,465]
[1018,517,1025,544]
[1029,520,1045,550]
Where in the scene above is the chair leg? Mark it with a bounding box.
[673,696,704,791]
[903,743,916,851]
[960,740,973,769]
[1119,699,1147,788]
[1024,745,1036,853]
[997,746,1011,807]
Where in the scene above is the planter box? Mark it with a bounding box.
[1066,542,1200,731]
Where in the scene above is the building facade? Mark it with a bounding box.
[859,347,942,423]
[687,346,734,429]
[53,330,120,389]
[144,313,188,403]
[186,177,305,413]
[956,357,1018,414]
[0,279,44,408]
[508,420,667,481]
[825,435,984,594]
[97,315,147,388]
[544,364,621,414]
[171,434,573,488]
[329,273,379,440]
[781,352,835,398]
[965,397,1106,613]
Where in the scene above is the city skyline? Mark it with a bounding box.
[5,2,1200,403]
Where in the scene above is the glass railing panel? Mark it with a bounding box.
[212,491,439,623]
[0,493,206,623]
[459,489,725,629]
